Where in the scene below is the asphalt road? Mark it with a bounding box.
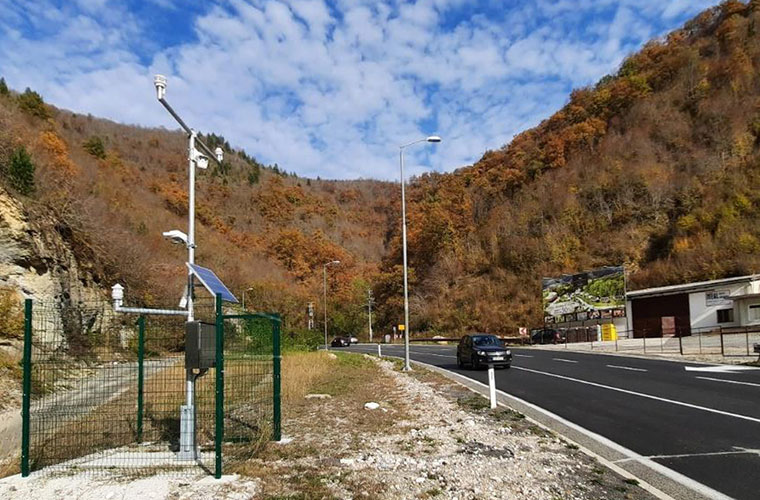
[343,343,760,500]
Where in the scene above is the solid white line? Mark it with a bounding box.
[616,447,760,462]
[408,359,726,500]
[553,358,578,363]
[514,366,760,424]
[607,365,648,373]
[696,376,760,388]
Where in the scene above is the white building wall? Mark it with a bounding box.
[688,287,741,331]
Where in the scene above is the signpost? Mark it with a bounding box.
[488,365,497,409]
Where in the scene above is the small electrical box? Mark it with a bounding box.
[185,321,216,370]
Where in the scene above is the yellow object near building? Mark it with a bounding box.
[398,324,405,331]
[601,323,617,341]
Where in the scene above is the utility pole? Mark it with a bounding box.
[368,288,374,342]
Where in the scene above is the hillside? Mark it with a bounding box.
[0,83,396,337]
[379,0,760,334]
[2,1,760,340]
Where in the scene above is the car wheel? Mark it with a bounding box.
[471,355,479,370]
[456,355,463,369]
[504,364,511,369]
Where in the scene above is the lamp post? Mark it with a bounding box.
[154,74,224,461]
[398,136,441,371]
[323,260,341,348]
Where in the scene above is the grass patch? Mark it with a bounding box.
[456,394,489,411]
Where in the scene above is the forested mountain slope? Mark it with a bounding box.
[0,81,396,333]
[2,1,760,338]
[379,1,760,333]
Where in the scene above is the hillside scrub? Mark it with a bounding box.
[377,1,760,333]
[1,3,760,337]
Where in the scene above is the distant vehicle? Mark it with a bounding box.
[331,337,350,347]
[349,336,359,344]
[456,334,512,370]
[530,328,562,345]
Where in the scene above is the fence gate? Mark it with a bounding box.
[21,295,281,478]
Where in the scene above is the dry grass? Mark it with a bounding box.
[232,351,403,498]
[281,350,335,403]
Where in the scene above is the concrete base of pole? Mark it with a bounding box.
[488,366,497,409]
[377,344,381,357]
[177,404,197,460]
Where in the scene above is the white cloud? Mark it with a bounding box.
[0,0,721,180]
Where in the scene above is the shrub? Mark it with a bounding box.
[0,77,8,96]
[0,287,24,339]
[7,146,35,195]
[82,136,106,159]
[17,88,49,119]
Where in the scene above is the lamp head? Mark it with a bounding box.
[215,147,224,163]
[426,135,442,143]
[154,74,167,100]
[111,283,124,301]
[162,229,188,246]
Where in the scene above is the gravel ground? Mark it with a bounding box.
[0,354,656,499]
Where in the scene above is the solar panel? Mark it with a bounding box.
[186,263,239,303]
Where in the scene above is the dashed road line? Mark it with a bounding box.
[696,376,760,388]
[607,364,648,373]
[553,358,578,364]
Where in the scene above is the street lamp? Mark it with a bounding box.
[323,260,341,348]
[398,135,441,371]
[154,74,225,461]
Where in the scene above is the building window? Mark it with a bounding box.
[750,305,760,322]
[717,309,734,323]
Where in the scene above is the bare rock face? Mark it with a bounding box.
[0,186,110,343]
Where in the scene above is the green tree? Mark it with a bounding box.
[0,77,8,96]
[82,136,106,159]
[8,146,35,195]
[17,88,49,119]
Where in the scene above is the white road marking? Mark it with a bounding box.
[410,359,730,500]
[514,366,760,425]
[415,352,456,359]
[514,354,533,358]
[553,358,578,363]
[696,376,760,388]
[607,365,648,373]
[616,447,760,462]
[684,365,760,373]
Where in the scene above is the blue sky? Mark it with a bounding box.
[0,0,718,180]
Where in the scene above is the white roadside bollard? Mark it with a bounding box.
[488,365,497,409]
[378,344,382,357]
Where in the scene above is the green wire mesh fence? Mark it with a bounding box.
[20,295,280,478]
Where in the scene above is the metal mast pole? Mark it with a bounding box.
[368,288,373,342]
[400,147,411,371]
[180,130,197,460]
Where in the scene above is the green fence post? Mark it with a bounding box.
[137,316,145,443]
[214,293,224,479]
[272,314,281,442]
[21,299,32,477]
